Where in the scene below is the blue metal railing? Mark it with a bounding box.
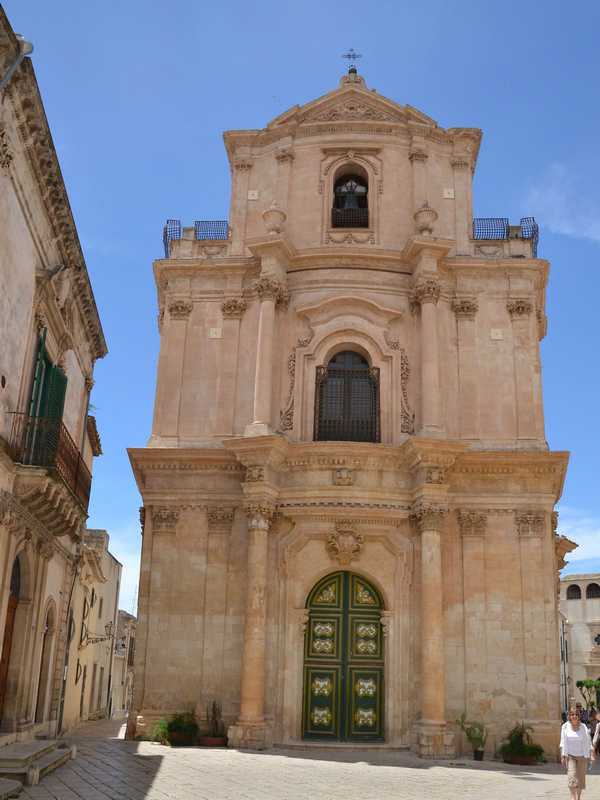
[163,219,229,257]
[473,217,539,257]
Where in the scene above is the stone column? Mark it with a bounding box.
[451,156,473,255]
[409,144,428,210]
[230,159,252,255]
[220,298,247,434]
[452,298,479,440]
[228,501,275,749]
[457,510,487,728]
[411,278,442,436]
[152,299,192,442]
[247,277,288,435]
[507,300,544,442]
[411,500,453,757]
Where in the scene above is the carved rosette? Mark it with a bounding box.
[425,467,445,485]
[245,465,265,482]
[332,467,355,486]
[410,502,448,533]
[507,299,533,318]
[221,297,247,319]
[515,511,545,538]
[252,276,290,308]
[326,520,363,565]
[410,277,441,307]
[206,506,235,534]
[168,300,193,320]
[451,297,478,318]
[457,510,487,537]
[151,506,180,533]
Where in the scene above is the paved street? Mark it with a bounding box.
[18,718,598,800]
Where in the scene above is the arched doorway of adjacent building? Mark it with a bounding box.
[0,557,21,723]
[302,571,384,741]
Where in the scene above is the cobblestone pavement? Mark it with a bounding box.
[18,718,599,800]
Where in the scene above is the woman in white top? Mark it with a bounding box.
[560,707,595,800]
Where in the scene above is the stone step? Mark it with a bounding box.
[0,778,21,799]
[0,742,74,786]
[0,739,59,768]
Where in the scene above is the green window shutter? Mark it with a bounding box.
[29,329,47,417]
[46,365,67,420]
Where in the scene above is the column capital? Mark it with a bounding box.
[410,500,448,533]
[206,506,235,534]
[252,275,289,308]
[457,509,487,537]
[221,297,247,319]
[243,501,277,527]
[515,510,545,538]
[507,298,533,318]
[168,299,192,320]
[452,296,478,318]
[151,506,179,533]
[410,277,441,307]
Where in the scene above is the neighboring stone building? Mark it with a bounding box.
[0,8,107,741]
[129,67,569,757]
[111,610,136,716]
[559,574,600,711]
[59,530,121,732]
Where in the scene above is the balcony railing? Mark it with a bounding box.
[163,219,229,257]
[331,208,369,228]
[9,413,92,510]
[473,216,539,257]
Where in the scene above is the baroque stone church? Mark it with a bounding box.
[128,68,569,757]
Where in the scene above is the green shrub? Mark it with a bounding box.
[150,717,169,745]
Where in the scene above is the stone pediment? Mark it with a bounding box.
[268,73,438,131]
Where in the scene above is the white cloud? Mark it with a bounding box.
[525,163,600,243]
[556,505,600,563]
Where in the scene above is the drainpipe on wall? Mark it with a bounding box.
[0,34,34,94]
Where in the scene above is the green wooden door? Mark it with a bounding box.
[302,571,384,741]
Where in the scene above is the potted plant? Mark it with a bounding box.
[455,713,488,760]
[198,699,227,746]
[167,711,199,747]
[499,721,544,764]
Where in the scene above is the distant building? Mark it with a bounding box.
[130,67,570,757]
[559,574,600,711]
[0,7,107,742]
[111,610,136,716]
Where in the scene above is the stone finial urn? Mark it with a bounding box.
[414,201,438,236]
[262,202,286,235]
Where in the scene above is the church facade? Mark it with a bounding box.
[128,69,568,757]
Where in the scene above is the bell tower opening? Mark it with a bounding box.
[332,170,369,228]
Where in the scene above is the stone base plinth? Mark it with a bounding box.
[227,722,273,750]
[416,722,456,758]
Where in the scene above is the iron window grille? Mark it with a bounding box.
[314,351,380,443]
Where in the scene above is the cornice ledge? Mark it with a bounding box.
[401,437,469,474]
[246,234,296,263]
[288,247,410,272]
[402,235,455,262]
[221,433,290,470]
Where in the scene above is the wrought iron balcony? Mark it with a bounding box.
[473,217,539,257]
[331,208,369,228]
[9,413,92,511]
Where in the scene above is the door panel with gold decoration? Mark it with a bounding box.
[302,571,384,741]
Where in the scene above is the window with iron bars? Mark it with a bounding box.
[314,351,380,443]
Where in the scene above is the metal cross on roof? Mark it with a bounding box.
[342,48,362,69]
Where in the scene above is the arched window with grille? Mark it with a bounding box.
[566,584,582,600]
[586,583,600,599]
[314,351,380,442]
[331,173,369,228]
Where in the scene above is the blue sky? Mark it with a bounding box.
[4,0,600,611]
